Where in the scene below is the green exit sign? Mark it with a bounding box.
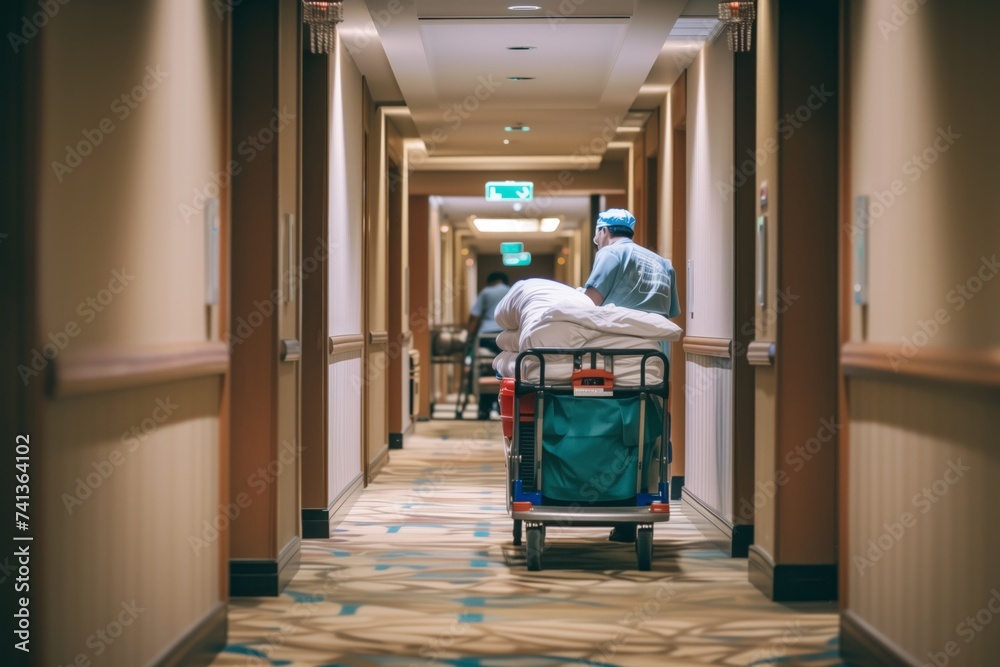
[485,181,533,201]
[502,252,532,267]
[500,242,523,254]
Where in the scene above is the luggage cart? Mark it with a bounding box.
[502,348,671,571]
[455,332,500,420]
[429,326,467,417]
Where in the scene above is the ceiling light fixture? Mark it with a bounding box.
[503,139,510,144]
[507,76,535,81]
[472,218,561,233]
[507,5,542,10]
[507,46,537,51]
[719,2,755,52]
[667,18,723,41]
[302,0,343,54]
[504,125,531,132]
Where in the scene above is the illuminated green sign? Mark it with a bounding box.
[485,181,533,201]
[502,252,532,267]
[500,242,524,254]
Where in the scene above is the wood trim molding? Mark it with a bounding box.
[230,536,300,597]
[747,340,776,366]
[370,331,389,345]
[840,609,922,667]
[369,443,389,479]
[682,336,732,358]
[841,342,1000,388]
[329,334,364,358]
[682,488,753,558]
[301,473,364,539]
[748,545,838,602]
[149,601,227,667]
[51,342,229,398]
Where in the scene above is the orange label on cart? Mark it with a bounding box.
[571,369,614,396]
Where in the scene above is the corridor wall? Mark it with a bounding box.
[680,33,739,541]
[840,1,1000,664]
[34,0,227,663]
[327,36,365,504]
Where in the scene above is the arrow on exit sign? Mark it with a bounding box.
[485,181,534,201]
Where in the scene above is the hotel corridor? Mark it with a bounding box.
[211,419,841,667]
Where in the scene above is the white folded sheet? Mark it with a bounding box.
[492,278,683,385]
[493,335,666,385]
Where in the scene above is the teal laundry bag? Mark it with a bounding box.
[541,395,661,503]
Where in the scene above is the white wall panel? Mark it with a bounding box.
[685,355,733,521]
[329,353,364,502]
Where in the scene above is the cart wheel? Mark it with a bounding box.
[526,526,544,571]
[513,519,523,546]
[636,527,653,571]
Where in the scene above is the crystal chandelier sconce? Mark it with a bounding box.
[303,0,343,54]
[718,1,755,52]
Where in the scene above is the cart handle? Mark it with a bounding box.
[514,347,669,396]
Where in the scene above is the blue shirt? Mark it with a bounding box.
[470,282,510,333]
[585,239,681,319]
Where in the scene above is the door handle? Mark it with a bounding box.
[280,338,301,362]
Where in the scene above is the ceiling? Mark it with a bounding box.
[339,1,722,251]
[340,0,719,173]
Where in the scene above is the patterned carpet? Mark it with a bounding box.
[211,419,845,667]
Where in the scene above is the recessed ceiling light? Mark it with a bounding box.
[508,5,542,10]
[503,139,510,144]
[507,76,535,81]
[507,46,537,51]
[667,18,724,41]
[504,125,531,132]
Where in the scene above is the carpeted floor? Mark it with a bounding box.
[211,419,844,667]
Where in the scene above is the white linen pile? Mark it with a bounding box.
[492,279,682,385]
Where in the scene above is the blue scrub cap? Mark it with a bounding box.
[596,208,636,230]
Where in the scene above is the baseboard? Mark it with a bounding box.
[369,444,390,480]
[682,487,753,557]
[148,601,227,667]
[840,609,921,667]
[389,432,403,449]
[230,536,301,597]
[302,474,364,539]
[748,544,837,602]
[670,475,684,500]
